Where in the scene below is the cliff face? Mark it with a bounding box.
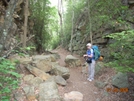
[68,1,134,57]
[0,0,33,56]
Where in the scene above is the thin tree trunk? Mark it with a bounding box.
[23,0,29,48]
[88,0,93,44]
[58,0,63,45]
[61,0,64,40]
[70,0,74,53]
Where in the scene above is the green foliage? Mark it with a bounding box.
[62,0,86,47]
[50,35,60,49]
[0,58,20,101]
[105,30,134,72]
[62,0,131,47]
[30,0,58,51]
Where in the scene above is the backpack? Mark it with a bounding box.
[92,45,100,61]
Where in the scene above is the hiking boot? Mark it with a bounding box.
[87,78,92,82]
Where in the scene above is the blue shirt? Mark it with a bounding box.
[86,49,95,60]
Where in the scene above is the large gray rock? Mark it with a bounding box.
[32,55,57,62]
[55,75,67,86]
[14,91,24,101]
[9,54,32,64]
[64,91,83,101]
[32,55,50,61]
[23,74,34,83]
[23,86,37,101]
[33,60,52,72]
[65,55,81,68]
[112,72,129,88]
[39,81,61,101]
[51,65,70,80]
[26,65,51,81]
[29,77,43,87]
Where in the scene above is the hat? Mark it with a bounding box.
[86,43,92,47]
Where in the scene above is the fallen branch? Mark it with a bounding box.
[3,35,35,58]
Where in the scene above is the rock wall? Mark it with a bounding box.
[0,0,34,56]
[69,1,134,57]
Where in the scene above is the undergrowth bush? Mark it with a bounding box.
[105,30,134,72]
[0,58,20,101]
[50,35,61,49]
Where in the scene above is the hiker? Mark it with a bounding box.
[83,43,96,82]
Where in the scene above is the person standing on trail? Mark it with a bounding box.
[83,43,96,82]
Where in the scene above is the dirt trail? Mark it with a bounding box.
[52,48,101,101]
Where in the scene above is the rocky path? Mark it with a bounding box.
[53,48,101,101]
[11,48,134,101]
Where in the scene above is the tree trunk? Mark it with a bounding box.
[88,0,93,44]
[23,0,29,48]
[58,0,63,45]
[0,0,18,55]
[70,0,74,53]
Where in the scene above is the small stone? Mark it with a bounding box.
[64,91,83,101]
[96,98,100,101]
[103,91,109,97]
[94,81,107,89]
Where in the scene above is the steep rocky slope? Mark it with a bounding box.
[68,0,134,57]
[0,0,34,56]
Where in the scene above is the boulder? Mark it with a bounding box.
[29,77,43,87]
[55,75,67,86]
[33,60,52,72]
[9,54,32,64]
[45,76,56,82]
[39,81,61,101]
[26,65,51,81]
[32,55,50,61]
[51,53,60,61]
[23,74,34,83]
[51,65,70,80]
[23,86,37,101]
[65,55,81,68]
[32,55,57,62]
[14,91,24,101]
[112,72,129,88]
[94,81,107,89]
[64,91,83,101]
